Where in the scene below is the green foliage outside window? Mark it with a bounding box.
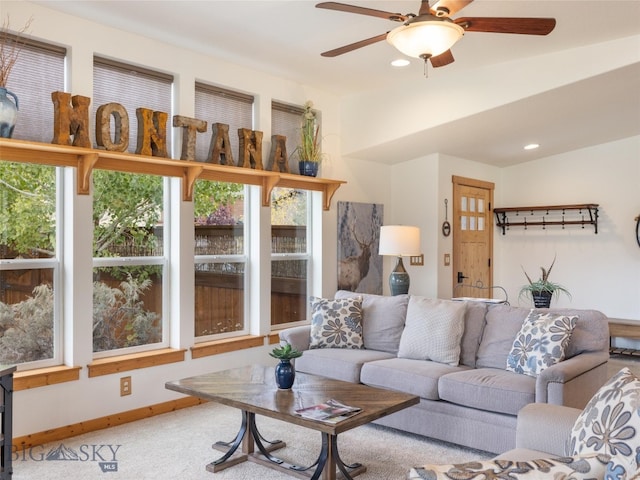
[1,162,244,363]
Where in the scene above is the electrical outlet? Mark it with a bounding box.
[120,376,131,396]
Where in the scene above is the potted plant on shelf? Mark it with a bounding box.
[270,342,303,390]
[293,100,325,177]
[518,256,571,308]
[0,16,32,138]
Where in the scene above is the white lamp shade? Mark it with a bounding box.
[387,20,464,58]
[379,225,421,256]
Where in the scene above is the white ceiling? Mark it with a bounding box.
[33,0,640,166]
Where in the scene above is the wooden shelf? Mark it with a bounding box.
[0,139,345,210]
[494,203,599,234]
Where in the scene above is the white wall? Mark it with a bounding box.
[494,136,640,320]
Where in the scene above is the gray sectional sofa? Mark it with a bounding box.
[279,291,610,454]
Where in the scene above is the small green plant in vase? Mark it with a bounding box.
[270,342,303,360]
[270,342,302,390]
[518,256,571,308]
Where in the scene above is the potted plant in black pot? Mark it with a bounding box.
[293,100,325,177]
[269,342,303,390]
[519,256,571,308]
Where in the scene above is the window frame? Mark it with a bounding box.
[0,166,63,370]
[91,58,174,358]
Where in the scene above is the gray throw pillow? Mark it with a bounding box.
[335,290,408,353]
[397,296,467,366]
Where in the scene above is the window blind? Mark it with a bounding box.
[5,38,65,142]
[194,83,254,163]
[93,57,173,154]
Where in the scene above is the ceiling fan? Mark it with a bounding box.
[316,0,556,69]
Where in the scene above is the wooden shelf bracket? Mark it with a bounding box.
[262,175,281,207]
[183,165,204,202]
[77,153,99,195]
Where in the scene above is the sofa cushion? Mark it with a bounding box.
[459,301,488,368]
[569,367,640,478]
[408,454,610,480]
[360,358,469,401]
[294,348,395,383]
[309,296,364,349]
[506,311,577,377]
[438,368,535,416]
[397,297,467,366]
[334,290,408,354]
[476,305,530,369]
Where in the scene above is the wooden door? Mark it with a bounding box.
[452,176,494,298]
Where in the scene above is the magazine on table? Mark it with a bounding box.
[295,399,362,423]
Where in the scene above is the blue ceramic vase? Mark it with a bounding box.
[274,359,295,389]
[0,87,19,138]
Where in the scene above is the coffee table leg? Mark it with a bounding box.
[248,412,286,464]
[290,432,364,480]
[207,410,250,472]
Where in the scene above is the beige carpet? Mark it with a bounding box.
[12,401,492,480]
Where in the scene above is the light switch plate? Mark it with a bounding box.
[409,254,424,266]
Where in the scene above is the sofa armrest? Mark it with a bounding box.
[514,403,581,456]
[535,351,608,407]
[278,325,311,352]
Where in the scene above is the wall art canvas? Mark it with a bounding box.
[337,201,383,294]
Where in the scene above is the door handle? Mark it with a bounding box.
[457,272,468,283]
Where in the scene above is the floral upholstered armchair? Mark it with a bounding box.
[409,367,640,480]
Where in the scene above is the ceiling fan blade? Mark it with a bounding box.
[430,0,474,17]
[455,17,556,35]
[430,49,455,67]
[320,32,389,57]
[316,2,406,22]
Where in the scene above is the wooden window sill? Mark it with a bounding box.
[88,347,186,377]
[14,365,82,391]
[191,335,264,359]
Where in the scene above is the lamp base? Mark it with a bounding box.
[389,257,410,296]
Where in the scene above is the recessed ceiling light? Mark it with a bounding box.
[524,143,540,150]
[391,58,410,67]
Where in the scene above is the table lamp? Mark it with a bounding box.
[379,225,421,295]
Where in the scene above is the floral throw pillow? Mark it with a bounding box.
[408,454,610,480]
[506,310,577,377]
[309,296,364,349]
[569,367,640,478]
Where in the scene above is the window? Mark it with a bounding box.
[193,84,252,339]
[4,37,66,143]
[0,38,65,369]
[272,102,305,174]
[270,102,312,328]
[0,163,60,368]
[93,57,173,154]
[92,59,172,356]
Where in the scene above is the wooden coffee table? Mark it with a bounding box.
[165,364,419,480]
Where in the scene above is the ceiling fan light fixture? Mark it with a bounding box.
[387,18,464,59]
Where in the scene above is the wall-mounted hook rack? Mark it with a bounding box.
[493,204,599,235]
